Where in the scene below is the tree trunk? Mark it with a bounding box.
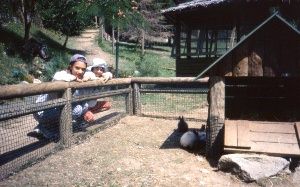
[99,17,104,42]
[141,29,145,56]
[94,16,98,28]
[23,9,31,41]
[24,20,31,41]
[63,35,69,48]
[112,26,115,54]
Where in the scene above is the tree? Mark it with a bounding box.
[138,0,174,48]
[106,0,174,54]
[93,0,146,53]
[10,0,38,41]
[37,0,92,48]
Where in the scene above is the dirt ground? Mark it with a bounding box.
[69,29,114,67]
[0,115,265,187]
[1,115,300,186]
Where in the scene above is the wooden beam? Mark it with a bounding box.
[175,19,181,60]
[186,28,191,58]
[295,122,300,148]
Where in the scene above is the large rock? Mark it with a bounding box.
[218,154,290,182]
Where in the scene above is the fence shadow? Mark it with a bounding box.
[0,139,52,166]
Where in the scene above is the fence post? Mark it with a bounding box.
[206,76,225,159]
[126,84,133,115]
[59,88,72,148]
[132,83,141,115]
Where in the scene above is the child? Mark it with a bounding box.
[84,58,113,82]
[83,58,113,113]
[32,54,97,139]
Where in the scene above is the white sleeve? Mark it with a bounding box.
[52,70,76,82]
[84,71,99,80]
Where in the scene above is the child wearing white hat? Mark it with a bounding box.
[84,58,113,82]
[82,58,113,113]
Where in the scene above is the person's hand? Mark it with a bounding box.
[75,77,84,82]
[83,111,95,122]
[102,74,110,83]
[82,76,90,82]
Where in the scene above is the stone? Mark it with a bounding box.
[218,153,290,182]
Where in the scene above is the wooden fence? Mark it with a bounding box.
[0,77,209,180]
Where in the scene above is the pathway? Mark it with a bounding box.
[70,28,114,67]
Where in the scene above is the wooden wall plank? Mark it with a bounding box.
[250,122,295,133]
[237,121,251,148]
[224,120,300,156]
[250,132,297,144]
[245,141,300,155]
[225,141,300,156]
[224,120,237,147]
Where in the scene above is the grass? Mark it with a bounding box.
[0,21,175,84]
[0,21,84,84]
[140,92,208,118]
[98,39,175,77]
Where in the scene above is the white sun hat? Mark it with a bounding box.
[87,58,107,71]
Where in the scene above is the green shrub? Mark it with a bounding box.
[42,52,70,81]
[137,54,160,77]
[0,44,27,85]
[0,22,76,84]
[97,39,175,78]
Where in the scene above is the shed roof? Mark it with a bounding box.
[162,0,228,14]
[162,0,295,14]
[194,12,300,79]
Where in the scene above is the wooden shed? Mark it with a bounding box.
[162,0,300,77]
[198,13,300,158]
[163,0,300,158]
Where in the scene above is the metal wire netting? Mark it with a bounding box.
[0,95,60,180]
[0,78,209,180]
[0,85,131,180]
[139,83,208,121]
[140,92,208,120]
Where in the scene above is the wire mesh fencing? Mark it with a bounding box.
[0,80,132,180]
[0,77,208,180]
[0,93,62,180]
[133,81,209,122]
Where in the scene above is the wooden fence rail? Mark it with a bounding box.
[0,77,209,180]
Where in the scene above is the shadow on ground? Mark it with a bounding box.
[159,127,206,156]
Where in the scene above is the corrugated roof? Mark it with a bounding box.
[194,12,300,80]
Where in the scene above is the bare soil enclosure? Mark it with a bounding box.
[0,116,263,187]
[0,101,299,186]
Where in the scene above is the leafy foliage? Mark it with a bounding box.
[0,0,14,24]
[0,43,27,85]
[94,0,146,30]
[37,0,93,46]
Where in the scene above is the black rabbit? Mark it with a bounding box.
[180,130,198,149]
[180,124,207,150]
[177,116,188,133]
